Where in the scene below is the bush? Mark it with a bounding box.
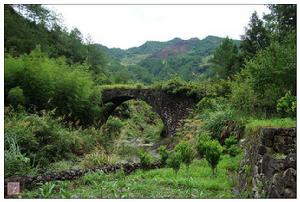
[80,149,118,168]
[5,48,103,125]
[203,107,236,140]
[196,131,212,158]
[224,134,238,148]
[158,145,169,166]
[226,145,242,157]
[138,150,153,168]
[167,151,182,174]
[224,135,241,157]
[38,182,56,198]
[4,109,98,168]
[103,117,124,135]
[175,141,195,169]
[4,137,33,178]
[7,86,25,108]
[277,91,296,117]
[230,79,258,113]
[204,140,223,176]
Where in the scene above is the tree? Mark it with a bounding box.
[86,44,107,74]
[196,132,211,158]
[210,37,240,79]
[175,141,195,170]
[240,11,270,60]
[204,140,223,176]
[264,4,296,41]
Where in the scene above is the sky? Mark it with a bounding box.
[46,5,270,49]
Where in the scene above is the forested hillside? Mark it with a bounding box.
[4,4,296,199]
[99,35,235,82]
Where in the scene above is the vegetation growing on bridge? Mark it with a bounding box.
[4,4,296,199]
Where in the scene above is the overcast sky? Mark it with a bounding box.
[46,5,270,49]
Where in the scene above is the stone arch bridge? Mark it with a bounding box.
[101,88,200,136]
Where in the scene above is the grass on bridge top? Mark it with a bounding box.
[99,83,150,90]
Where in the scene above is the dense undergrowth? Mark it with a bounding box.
[21,155,242,199]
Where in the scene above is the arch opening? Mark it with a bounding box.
[100,99,165,162]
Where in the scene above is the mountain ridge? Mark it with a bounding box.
[96,35,239,83]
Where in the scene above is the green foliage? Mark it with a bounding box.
[5,48,103,125]
[80,149,118,168]
[4,137,34,178]
[46,160,75,172]
[265,5,296,41]
[175,141,195,168]
[276,91,296,117]
[38,182,56,198]
[240,11,270,60]
[231,33,296,115]
[81,171,106,185]
[224,135,241,157]
[138,150,153,168]
[167,151,182,174]
[7,86,25,108]
[4,108,100,169]
[203,140,223,175]
[224,134,238,148]
[58,181,72,198]
[5,5,107,71]
[21,158,241,198]
[230,78,258,113]
[102,117,124,135]
[196,131,212,157]
[211,37,241,79]
[203,107,236,140]
[158,145,169,167]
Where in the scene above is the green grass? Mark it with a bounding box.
[99,83,149,90]
[245,117,296,136]
[20,154,242,199]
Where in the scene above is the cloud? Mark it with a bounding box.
[46,5,269,49]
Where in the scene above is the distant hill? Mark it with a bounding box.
[98,36,240,83]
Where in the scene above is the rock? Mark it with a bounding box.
[258,145,267,155]
[283,188,296,198]
[282,168,296,190]
[238,127,296,199]
[260,128,275,147]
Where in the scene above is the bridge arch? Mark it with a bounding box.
[101,88,198,136]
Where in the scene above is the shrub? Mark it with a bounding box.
[167,151,182,174]
[175,141,195,169]
[5,48,103,125]
[204,140,223,176]
[81,171,105,185]
[7,86,25,108]
[277,91,296,117]
[226,145,242,157]
[204,107,235,140]
[4,137,33,178]
[138,150,153,168]
[158,145,169,166]
[38,182,56,198]
[230,80,258,113]
[224,134,238,148]
[196,131,212,158]
[80,149,118,168]
[101,117,124,137]
[4,109,98,168]
[224,135,241,157]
